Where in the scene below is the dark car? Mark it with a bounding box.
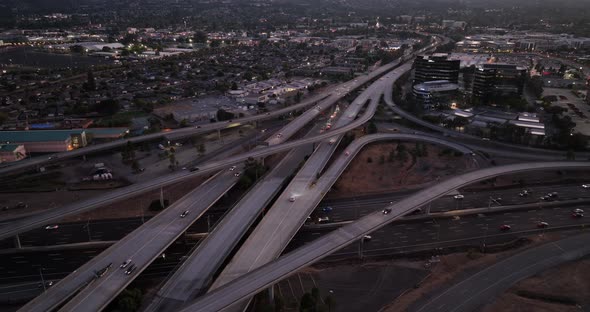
[499,224,511,231]
[190,167,199,172]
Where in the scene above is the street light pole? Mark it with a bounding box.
[39,268,46,292]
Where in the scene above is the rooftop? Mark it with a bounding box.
[0,130,84,143]
[0,144,20,152]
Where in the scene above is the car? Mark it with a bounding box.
[362,235,372,241]
[316,106,321,110]
[190,167,199,172]
[349,114,355,118]
[411,208,422,215]
[45,225,59,230]
[277,133,282,138]
[537,222,549,228]
[48,156,56,160]
[540,196,550,201]
[181,167,187,170]
[322,206,333,213]
[382,208,392,215]
[125,264,136,275]
[317,217,330,224]
[15,202,28,209]
[266,112,270,115]
[499,224,511,231]
[195,125,201,128]
[234,172,240,177]
[175,142,182,147]
[180,210,189,218]
[289,196,296,202]
[573,208,584,214]
[454,194,464,200]
[229,166,236,171]
[329,138,336,145]
[583,184,590,189]
[120,259,132,269]
[547,192,558,198]
[572,212,584,218]
[518,192,528,197]
[344,151,350,156]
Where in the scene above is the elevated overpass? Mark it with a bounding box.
[180,160,590,312]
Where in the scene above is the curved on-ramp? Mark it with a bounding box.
[179,161,590,312]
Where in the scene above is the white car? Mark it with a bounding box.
[229,166,236,171]
[454,194,464,200]
[362,235,372,241]
[582,184,590,189]
[289,197,296,202]
[45,225,59,230]
[180,210,189,218]
[317,217,330,223]
[234,172,241,177]
[120,259,132,269]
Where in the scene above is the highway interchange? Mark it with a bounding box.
[4,36,590,312]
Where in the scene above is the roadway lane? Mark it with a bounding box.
[412,232,590,312]
[18,171,237,312]
[300,203,590,260]
[311,183,590,223]
[179,162,590,312]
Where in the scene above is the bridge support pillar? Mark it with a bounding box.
[268,284,275,302]
[14,234,21,249]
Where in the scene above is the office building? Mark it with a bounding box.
[472,64,527,99]
[413,54,460,85]
[413,80,460,110]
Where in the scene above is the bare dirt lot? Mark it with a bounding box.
[330,142,473,197]
[274,259,429,312]
[482,256,590,312]
[383,233,563,312]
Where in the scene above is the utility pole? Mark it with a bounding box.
[206,214,211,232]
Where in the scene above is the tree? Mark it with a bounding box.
[216,109,235,121]
[84,70,96,91]
[231,82,238,90]
[299,293,315,312]
[274,294,285,312]
[0,112,7,125]
[94,99,120,115]
[197,143,206,155]
[193,31,208,43]
[324,295,335,312]
[116,288,143,312]
[367,121,378,134]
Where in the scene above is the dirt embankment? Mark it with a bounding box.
[330,142,472,197]
[482,256,590,312]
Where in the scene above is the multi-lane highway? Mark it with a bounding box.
[144,128,318,312]
[18,171,237,312]
[179,161,590,312]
